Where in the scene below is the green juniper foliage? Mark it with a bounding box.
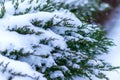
[0,0,6,18]
[0,0,118,80]
[8,26,42,35]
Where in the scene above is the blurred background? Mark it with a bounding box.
[98,1,120,80]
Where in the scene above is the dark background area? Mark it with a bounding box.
[102,0,120,7]
[95,0,120,25]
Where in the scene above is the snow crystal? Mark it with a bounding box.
[50,71,64,79]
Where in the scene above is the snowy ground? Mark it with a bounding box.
[103,5,120,80]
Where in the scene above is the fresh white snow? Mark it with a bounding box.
[0,0,83,79]
[0,54,46,80]
[0,0,117,80]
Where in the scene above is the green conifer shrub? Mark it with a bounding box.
[0,0,118,80]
